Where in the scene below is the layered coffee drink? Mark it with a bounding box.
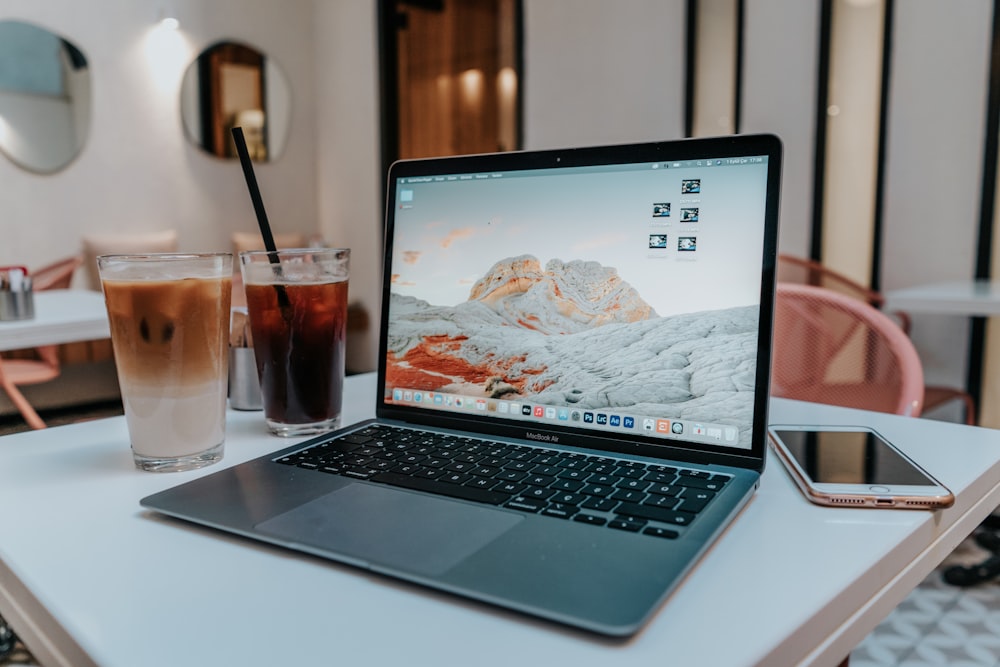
[99,254,232,472]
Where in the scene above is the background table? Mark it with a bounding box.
[885,279,1000,425]
[884,279,1000,316]
[1,373,1000,667]
[0,289,109,351]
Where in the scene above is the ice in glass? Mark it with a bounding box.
[240,248,349,436]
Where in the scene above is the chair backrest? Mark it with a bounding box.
[231,231,306,255]
[31,255,83,291]
[82,230,179,290]
[771,283,924,416]
[777,253,883,306]
[776,253,911,333]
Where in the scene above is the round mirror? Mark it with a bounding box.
[181,40,291,162]
[0,20,90,174]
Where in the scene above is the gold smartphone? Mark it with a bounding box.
[768,425,954,510]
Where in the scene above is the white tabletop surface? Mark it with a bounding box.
[2,373,1000,667]
[0,289,109,351]
[884,279,1000,316]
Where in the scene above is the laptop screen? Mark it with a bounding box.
[379,136,780,462]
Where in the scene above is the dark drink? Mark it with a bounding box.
[244,277,349,435]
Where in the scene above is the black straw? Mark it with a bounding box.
[232,127,278,254]
[231,126,290,310]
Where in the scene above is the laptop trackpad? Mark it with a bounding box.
[255,483,523,577]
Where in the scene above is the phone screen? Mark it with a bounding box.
[772,429,936,486]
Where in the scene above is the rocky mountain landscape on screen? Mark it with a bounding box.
[387,255,759,430]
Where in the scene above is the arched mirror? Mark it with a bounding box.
[180,40,291,162]
[0,20,90,174]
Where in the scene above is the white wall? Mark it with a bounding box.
[522,0,686,149]
[0,0,318,280]
[313,0,383,372]
[742,0,819,258]
[882,0,992,396]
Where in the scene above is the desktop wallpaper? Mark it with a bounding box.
[385,161,769,447]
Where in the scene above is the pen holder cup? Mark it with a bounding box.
[229,346,263,411]
[0,288,34,321]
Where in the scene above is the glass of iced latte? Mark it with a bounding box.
[98,253,232,472]
[240,248,349,437]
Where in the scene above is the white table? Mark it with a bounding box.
[884,279,1000,425]
[0,289,109,351]
[885,279,1000,317]
[2,373,1000,667]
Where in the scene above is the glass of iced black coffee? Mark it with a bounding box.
[239,248,350,436]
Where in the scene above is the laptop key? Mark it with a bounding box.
[573,513,608,526]
[523,486,557,500]
[390,462,423,475]
[675,476,725,492]
[615,467,646,480]
[494,482,527,495]
[676,497,711,513]
[615,503,698,526]
[643,526,680,539]
[582,497,618,512]
[370,472,509,505]
[506,497,546,513]
[551,492,585,505]
[644,495,680,510]
[342,466,376,479]
[647,483,682,497]
[608,518,646,532]
[610,489,647,503]
[581,484,615,497]
[556,469,590,482]
[328,439,363,453]
[440,472,471,485]
[541,503,577,519]
[617,478,650,491]
[552,479,585,492]
[464,475,498,489]
[525,474,557,487]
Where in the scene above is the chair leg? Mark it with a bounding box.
[0,379,47,430]
[962,394,977,426]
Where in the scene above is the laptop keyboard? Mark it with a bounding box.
[275,424,731,539]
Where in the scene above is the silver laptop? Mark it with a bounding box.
[142,134,782,637]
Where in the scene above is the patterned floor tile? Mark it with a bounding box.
[852,532,1000,667]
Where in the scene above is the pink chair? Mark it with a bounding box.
[777,254,973,423]
[0,255,83,429]
[771,283,925,417]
